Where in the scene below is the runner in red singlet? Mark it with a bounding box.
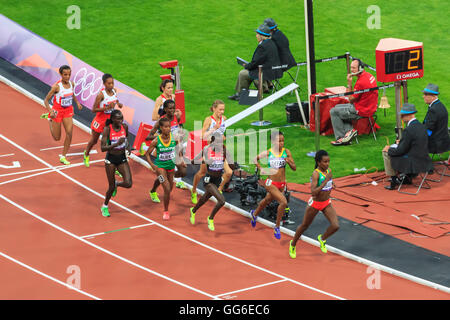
[42,65,82,165]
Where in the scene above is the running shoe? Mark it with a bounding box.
[250,210,257,228]
[163,211,170,220]
[139,142,146,156]
[289,240,296,259]
[190,207,196,225]
[274,226,281,240]
[191,191,198,204]
[40,112,49,119]
[112,187,117,197]
[341,129,358,143]
[176,181,187,189]
[318,234,327,253]
[83,150,90,168]
[149,191,160,203]
[59,156,70,165]
[101,206,110,217]
[207,217,215,231]
[115,170,122,178]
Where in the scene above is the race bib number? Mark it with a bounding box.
[204,176,210,184]
[308,197,314,206]
[265,179,272,187]
[158,175,165,183]
[159,151,175,161]
[92,121,100,129]
[61,96,73,107]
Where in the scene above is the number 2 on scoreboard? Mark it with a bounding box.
[408,50,420,70]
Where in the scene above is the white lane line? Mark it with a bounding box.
[0,194,217,300]
[214,279,288,298]
[40,142,89,151]
[0,153,15,158]
[0,251,100,300]
[0,160,104,186]
[0,133,345,300]
[58,150,98,157]
[80,223,155,239]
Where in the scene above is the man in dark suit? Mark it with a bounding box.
[382,103,433,190]
[421,83,450,155]
[264,18,296,71]
[228,24,282,101]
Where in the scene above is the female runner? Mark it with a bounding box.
[142,99,187,202]
[41,65,82,165]
[250,130,296,240]
[190,100,232,204]
[289,150,339,258]
[145,117,182,220]
[189,133,233,231]
[100,109,132,217]
[84,73,123,167]
[151,79,181,121]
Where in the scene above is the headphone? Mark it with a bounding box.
[354,59,364,74]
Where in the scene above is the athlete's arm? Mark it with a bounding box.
[253,150,269,172]
[201,117,213,140]
[115,88,123,108]
[43,83,59,115]
[152,97,162,121]
[91,91,104,113]
[123,123,131,154]
[285,149,296,171]
[72,81,82,110]
[144,138,158,171]
[147,122,160,141]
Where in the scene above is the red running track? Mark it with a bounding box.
[0,81,448,300]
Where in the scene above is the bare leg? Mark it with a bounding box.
[85,131,101,156]
[61,117,74,157]
[192,165,207,194]
[267,187,288,228]
[218,165,232,192]
[104,163,117,206]
[291,206,319,247]
[321,204,340,241]
[204,184,225,220]
[116,161,132,189]
[49,119,62,141]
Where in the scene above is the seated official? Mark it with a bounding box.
[329,59,378,146]
[228,23,282,101]
[421,83,450,154]
[263,18,297,71]
[382,103,433,190]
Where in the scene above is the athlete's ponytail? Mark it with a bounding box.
[314,150,329,169]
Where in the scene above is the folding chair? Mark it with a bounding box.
[397,172,431,195]
[354,114,378,144]
[426,153,450,182]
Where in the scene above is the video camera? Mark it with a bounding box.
[233,167,267,206]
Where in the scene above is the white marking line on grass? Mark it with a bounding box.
[0,159,104,186]
[0,251,100,300]
[0,133,344,300]
[214,279,288,299]
[0,153,14,158]
[80,223,155,239]
[40,142,89,151]
[0,194,217,300]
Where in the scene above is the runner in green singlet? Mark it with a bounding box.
[144,117,182,220]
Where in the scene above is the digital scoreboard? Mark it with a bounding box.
[376,38,423,82]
